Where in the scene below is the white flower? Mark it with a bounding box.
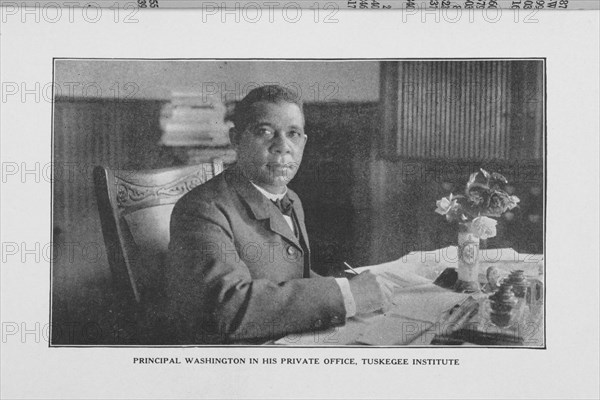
[471,216,498,240]
[507,195,520,210]
[435,193,458,216]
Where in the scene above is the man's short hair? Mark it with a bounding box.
[231,85,304,132]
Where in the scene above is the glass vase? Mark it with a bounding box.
[454,222,481,293]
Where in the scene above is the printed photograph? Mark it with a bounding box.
[50,59,545,346]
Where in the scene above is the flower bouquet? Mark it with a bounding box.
[435,168,520,292]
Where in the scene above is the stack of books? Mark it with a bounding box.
[159,92,237,164]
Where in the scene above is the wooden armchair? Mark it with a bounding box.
[93,161,223,341]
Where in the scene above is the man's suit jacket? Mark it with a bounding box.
[165,165,346,344]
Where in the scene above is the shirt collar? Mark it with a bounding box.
[250,181,288,201]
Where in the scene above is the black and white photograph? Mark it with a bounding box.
[1,8,598,400]
[50,59,545,347]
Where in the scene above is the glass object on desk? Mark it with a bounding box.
[488,283,520,327]
[454,222,481,293]
[483,266,502,293]
[527,277,544,303]
[506,270,528,298]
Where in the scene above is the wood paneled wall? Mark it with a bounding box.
[52,99,167,343]
[381,60,544,161]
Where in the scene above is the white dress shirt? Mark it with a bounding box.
[250,182,357,318]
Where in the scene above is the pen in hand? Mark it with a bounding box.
[343,261,359,275]
[344,261,399,287]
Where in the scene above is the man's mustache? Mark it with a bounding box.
[265,162,300,169]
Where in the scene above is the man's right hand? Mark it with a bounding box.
[347,271,395,315]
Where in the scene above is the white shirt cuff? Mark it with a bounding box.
[334,278,357,319]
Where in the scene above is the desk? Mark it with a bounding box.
[275,247,544,347]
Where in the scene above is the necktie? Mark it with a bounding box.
[272,194,294,217]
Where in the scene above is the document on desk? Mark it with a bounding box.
[355,261,470,323]
[353,261,433,286]
[344,264,469,344]
[388,283,470,323]
[275,267,470,346]
[356,314,434,346]
[273,314,374,346]
[352,283,470,345]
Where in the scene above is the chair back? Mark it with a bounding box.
[93,161,223,304]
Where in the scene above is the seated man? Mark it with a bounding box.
[165,85,391,344]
